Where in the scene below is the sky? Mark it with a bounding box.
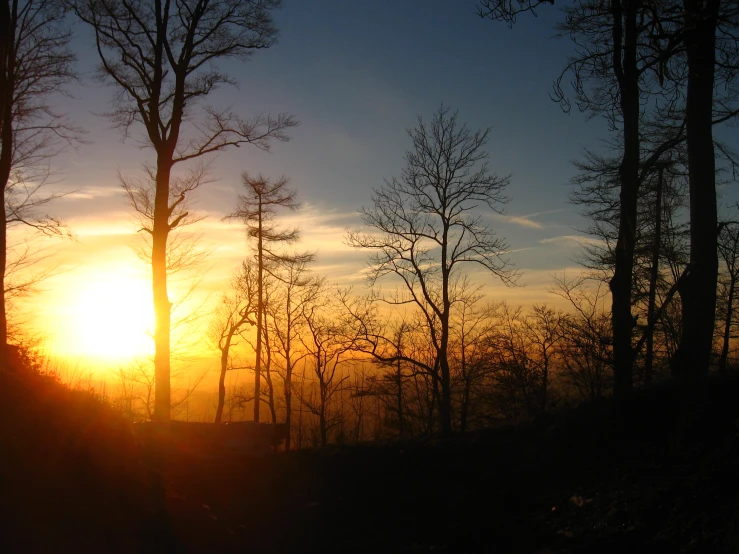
[17,0,738,370]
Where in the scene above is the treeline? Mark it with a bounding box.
[105,96,739,446]
[1,0,739,446]
[109,267,735,450]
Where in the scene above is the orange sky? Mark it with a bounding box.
[18,208,584,372]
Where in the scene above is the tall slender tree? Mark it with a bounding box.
[670,0,720,378]
[73,0,296,420]
[229,173,310,423]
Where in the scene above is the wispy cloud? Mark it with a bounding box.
[63,186,124,201]
[538,234,603,247]
[494,209,568,230]
[504,215,545,229]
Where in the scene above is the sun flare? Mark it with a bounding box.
[65,272,154,360]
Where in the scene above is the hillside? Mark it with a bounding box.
[3,363,739,553]
[0,366,173,553]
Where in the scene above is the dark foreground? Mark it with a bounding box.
[3,368,739,553]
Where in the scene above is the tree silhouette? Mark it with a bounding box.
[72,0,297,420]
[265,256,319,450]
[669,0,737,379]
[480,0,739,384]
[348,105,516,435]
[0,0,79,366]
[208,260,257,424]
[299,286,356,447]
[717,220,739,374]
[228,173,311,423]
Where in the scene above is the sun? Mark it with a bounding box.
[66,271,154,360]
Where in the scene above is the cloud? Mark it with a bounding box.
[504,215,545,229]
[538,235,604,247]
[493,209,568,230]
[63,186,124,201]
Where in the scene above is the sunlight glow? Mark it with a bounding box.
[65,273,154,360]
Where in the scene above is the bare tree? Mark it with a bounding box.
[486,303,543,422]
[717,220,739,373]
[571,155,690,387]
[299,287,355,447]
[358,317,414,439]
[456,306,497,430]
[72,0,297,421]
[0,0,79,365]
[523,303,564,412]
[113,357,206,422]
[208,260,257,424]
[228,173,311,422]
[551,274,613,402]
[348,105,516,434]
[480,0,739,383]
[266,257,319,450]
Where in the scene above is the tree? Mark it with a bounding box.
[72,0,297,420]
[348,105,516,435]
[208,260,257,424]
[571,152,691,387]
[299,286,356,447]
[113,358,206,422]
[479,0,644,398]
[523,304,564,411]
[0,0,78,366]
[717,220,739,373]
[669,0,731,379]
[480,0,739,383]
[447,286,498,432]
[265,256,319,450]
[228,173,310,423]
[551,273,614,401]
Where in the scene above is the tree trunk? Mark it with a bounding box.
[541,350,550,412]
[0,0,13,367]
[283,288,293,451]
[214,335,231,424]
[152,159,172,422]
[254,197,263,422]
[319,388,327,447]
[263,331,277,424]
[718,274,735,373]
[430,370,440,434]
[645,167,664,388]
[460,378,470,434]
[439,224,452,434]
[297,373,305,450]
[671,0,719,379]
[609,0,640,399]
[284,384,292,451]
[396,356,404,439]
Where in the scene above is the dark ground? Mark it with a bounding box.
[3,367,739,553]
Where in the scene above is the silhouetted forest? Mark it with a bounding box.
[2,0,739,552]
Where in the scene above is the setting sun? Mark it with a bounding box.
[62,271,154,360]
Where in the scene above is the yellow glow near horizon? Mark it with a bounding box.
[62,272,154,360]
